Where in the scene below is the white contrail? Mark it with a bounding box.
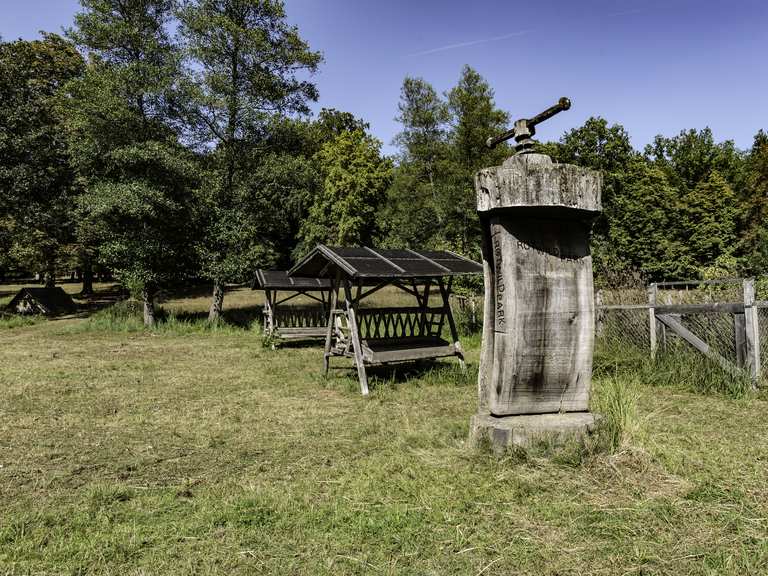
[409,7,642,57]
[408,30,530,57]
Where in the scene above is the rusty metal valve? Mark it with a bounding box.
[486,97,571,153]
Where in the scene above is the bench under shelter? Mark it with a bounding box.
[253,269,332,342]
[288,246,483,395]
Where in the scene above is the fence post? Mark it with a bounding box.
[743,278,761,386]
[595,289,604,338]
[648,283,658,360]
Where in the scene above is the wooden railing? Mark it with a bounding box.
[356,306,445,340]
[273,305,327,329]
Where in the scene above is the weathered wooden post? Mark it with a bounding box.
[648,283,658,359]
[743,278,761,386]
[469,98,603,450]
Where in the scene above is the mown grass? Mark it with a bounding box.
[1,284,768,575]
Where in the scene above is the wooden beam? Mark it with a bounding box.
[344,280,369,396]
[323,274,340,375]
[438,278,465,372]
[355,281,390,303]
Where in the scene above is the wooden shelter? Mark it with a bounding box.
[6,287,77,316]
[289,246,483,395]
[252,270,332,341]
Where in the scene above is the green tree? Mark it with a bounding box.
[644,127,745,192]
[607,162,687,279]
[739,130,768,273]
[384,77,449,248]
[0,34,84,284]
[65,0,195,325]
[681,171,739,274]
[299,129,392,250]
[178,0,321,322]
[443,65,509,255]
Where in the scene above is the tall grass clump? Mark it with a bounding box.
[592,373,640,452]
[0,313,43,329]
[82,299,146,332]
[595,336,753,399]
[74,300,253,336]
[642,345,753,398]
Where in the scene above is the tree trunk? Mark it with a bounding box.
[142,288,156,327]
[44,262,56,288]
[81,258,94,296]
[208,279,225,323]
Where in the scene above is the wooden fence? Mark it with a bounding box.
[596,278,766,387]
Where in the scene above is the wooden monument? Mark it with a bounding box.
[469,98,604,449]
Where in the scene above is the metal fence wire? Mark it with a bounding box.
[597,307,649,352]
[456,278,768,384]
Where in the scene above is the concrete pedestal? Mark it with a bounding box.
[469,412,600,451]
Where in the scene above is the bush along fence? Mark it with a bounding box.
[596,278,768,388]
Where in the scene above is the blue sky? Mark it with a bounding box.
[3,0,767,156]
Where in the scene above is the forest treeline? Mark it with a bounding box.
[1,0,767,324]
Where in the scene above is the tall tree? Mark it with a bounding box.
[0,34,84,285]
[178,0,321,322]
[299,129,392,250]
[607,162,688,279]
[739,130,768,272]
[644,127,745,192]
[682,171,739,273]
[443,65,509,254]
[394,77,449,194]
[65,0,195,325]
[546,117,638,277]
[383,77,449,248]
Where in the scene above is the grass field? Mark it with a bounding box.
[1,283,768,575]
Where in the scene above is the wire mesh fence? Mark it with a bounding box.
[456,277,768,386]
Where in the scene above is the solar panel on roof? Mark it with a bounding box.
[288,245,482,279]
[253,270,332,290]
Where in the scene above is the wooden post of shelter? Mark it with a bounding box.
[648,283,658,360]
[323,273,340,375]
[743,278,761,386]
[344,279,369,396]
[438,277,465,372]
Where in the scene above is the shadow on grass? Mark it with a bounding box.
[170,304,263,330]
[350,359,475,393]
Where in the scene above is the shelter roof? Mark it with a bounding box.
[253,269,332,290]
[288,245,482,280]
[6,287,77,316]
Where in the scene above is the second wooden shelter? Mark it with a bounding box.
[253,269,332,342]
[289,245,482,395]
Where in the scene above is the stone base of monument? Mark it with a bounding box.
[470,412,600,452]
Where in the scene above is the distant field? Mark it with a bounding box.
[1,282,768,575]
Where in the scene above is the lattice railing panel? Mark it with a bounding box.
[356,307,444,340]
[274,305,327,329]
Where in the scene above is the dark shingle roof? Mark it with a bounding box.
[288,245,482,280]
[252,270,332,290]
[6,287,77,316]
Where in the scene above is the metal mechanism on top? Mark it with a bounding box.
[486,97,572,153]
